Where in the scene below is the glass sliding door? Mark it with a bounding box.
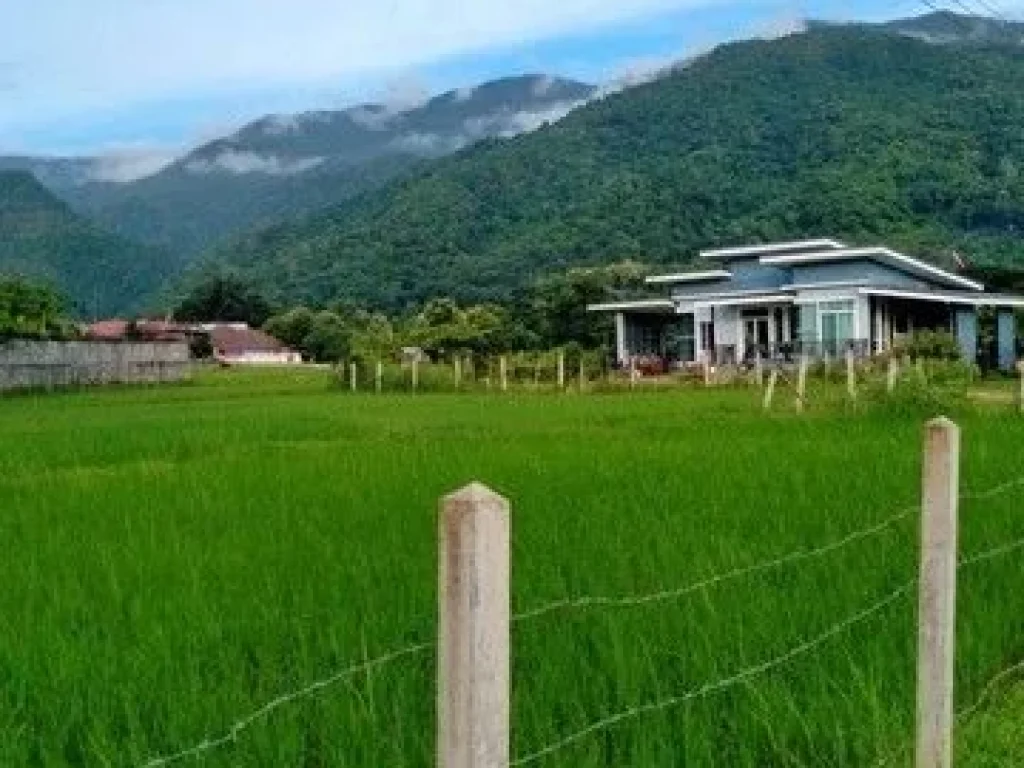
[819,300,855,355]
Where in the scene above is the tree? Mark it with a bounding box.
[528,262,648,348]
[0,277,68,338]
[264,306,315,351]
[302,311,351,362]
[173,273,273,326]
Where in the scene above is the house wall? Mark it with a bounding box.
[0,340,191,392]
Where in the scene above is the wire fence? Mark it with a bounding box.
[139,473,1024,768]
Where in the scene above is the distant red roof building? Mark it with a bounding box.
[202,323,302,365]
[86,319,130,340]
[86,319,189,342]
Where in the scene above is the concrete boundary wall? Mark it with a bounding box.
[0,340,191,392]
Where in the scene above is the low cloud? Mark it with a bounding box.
[389,132,468,155]
[185,150,324,175]
[88,145,179,182]
[530,75,556,97]
[453,85,476,102]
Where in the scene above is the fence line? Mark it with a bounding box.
[140,642,432,768]
[513,532,1024,766]
[515,474,1024,624]
[513,506,916,622]
[137,475,1024,768]
[511,581,916,766]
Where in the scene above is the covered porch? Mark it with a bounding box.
[862,287,1022,371]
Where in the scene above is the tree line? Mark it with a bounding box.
[172,262,650,362]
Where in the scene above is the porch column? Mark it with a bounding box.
[996,309,1017,372]
[615,312,627,365]
[954,307,978,364]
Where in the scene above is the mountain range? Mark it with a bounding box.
[2,11,1024,315]
[2,76,596,259]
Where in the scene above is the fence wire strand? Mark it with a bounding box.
[140,642,431,768]
[513,507,916,622]
[138,476,1023,767]
[514,530,1024,765]
[512,581,915,765]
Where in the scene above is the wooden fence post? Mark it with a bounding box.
[846,349,857,402]
[350,362,358,393]
[500,356,508,392]
[376,360,383,394]
[412,358,419,393]
[795,355,808,413]
[703,356,712,388]
[762,369,777,411]
[915,417,960,768]
[439,483,510,768]
[454,358,462,390]
[887,358,899,394]
[629,357,638,391]
[557,352,565,391]
[755,352,764,390]
[578,362,586,393]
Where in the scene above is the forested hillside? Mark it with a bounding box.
[60,76,596,257]
[0,172,174,316]
[207,23,1024,310]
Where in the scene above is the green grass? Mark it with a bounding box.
[0,368,1021,767]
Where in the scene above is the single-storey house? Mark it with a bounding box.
[589,239,1024,371]
[200,323,302,365]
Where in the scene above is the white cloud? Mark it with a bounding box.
[185,150,324,175]
[1,0,724,136]
[453,85,476,102]
[88,145,179,182]
[389,132,468,155]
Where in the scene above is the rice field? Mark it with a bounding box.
[0,368,1021,767]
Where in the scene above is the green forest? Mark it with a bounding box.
[207,25,1024,310]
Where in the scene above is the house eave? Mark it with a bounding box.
[586,299,676,313]
[759,247,985,292]
[645,270,732,285]
[858,287,1024,308]
[700,238,847,261]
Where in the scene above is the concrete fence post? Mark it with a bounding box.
[846,348,857,402]
[762,369,777,411]
[500,356,508,392]
[438,483,510,768]
[915,417,960,768]
[795,355,809,414]
[376,360,383,394]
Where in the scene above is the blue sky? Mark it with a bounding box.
[0,0,988,161]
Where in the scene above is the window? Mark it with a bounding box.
[819,300,855,354]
